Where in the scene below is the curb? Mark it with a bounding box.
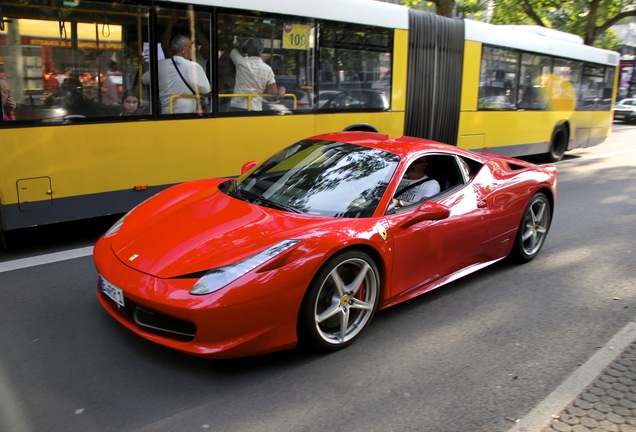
[509,321,636,431]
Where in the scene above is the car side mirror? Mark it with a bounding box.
[241,161,257,175]
[400,201,450,229]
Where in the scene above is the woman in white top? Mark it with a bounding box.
[229,38,277,111]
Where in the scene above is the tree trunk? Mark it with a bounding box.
[584,0,602,46]
[434,0,455,18]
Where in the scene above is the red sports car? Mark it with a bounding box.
[94,132,557,359]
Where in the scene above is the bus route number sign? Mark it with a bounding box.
[283,23,309,50]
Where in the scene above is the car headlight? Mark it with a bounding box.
[189,240,301,295]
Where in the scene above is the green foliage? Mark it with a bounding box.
[394,0,636,46]
[593,28,621,51]
[400,0,488,17]
[489,0,636,46]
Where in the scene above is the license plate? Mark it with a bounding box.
[614,113,625,119]
[99,275,125,307]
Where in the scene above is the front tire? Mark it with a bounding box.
[299,250,380,352]
[512,192,552,262]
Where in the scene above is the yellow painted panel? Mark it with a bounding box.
[460,40,481,112]
[0,112,405,205]
[392,29,409,112]
[458,134,485,151]
[459,111,557,149]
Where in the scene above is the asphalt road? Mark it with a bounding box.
[1,124,635,432]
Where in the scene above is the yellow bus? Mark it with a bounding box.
[0,0,619,241]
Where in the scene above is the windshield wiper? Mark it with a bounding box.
[237,187,302,214]
[227,179,247,200]
[257,198,303,214]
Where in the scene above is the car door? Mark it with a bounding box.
[385,158,492,301]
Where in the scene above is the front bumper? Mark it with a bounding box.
[93,238,305,359]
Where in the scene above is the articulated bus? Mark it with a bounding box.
[0,0,619,241]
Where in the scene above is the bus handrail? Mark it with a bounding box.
[167,93,298,113]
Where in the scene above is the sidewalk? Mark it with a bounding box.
[509,321,636,432]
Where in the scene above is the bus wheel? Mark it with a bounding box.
[545,125,568,162]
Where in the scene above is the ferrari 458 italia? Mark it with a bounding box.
[94,132,557,358]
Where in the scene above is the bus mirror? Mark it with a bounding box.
[241,161,257,174]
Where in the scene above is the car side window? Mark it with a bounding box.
[417,154,475,194]
[457,156,483,181]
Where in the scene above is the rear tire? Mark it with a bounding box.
[545,125,568,162]
[511,192,552,263]
[298,250,380,352]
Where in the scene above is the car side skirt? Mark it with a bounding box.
[380,256,505,309]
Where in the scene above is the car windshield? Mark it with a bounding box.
[230,139,400,217]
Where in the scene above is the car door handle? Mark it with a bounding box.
[477,200,487,209]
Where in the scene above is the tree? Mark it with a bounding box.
[489,0,636,47]
[395,0,636,48]
[401,0,487,18]
[427,0,455,16]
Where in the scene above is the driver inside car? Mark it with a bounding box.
[392,157,440,208]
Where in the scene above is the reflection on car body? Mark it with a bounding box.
[319,89,389,110]
[478,95,514,110]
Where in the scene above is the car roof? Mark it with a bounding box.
[308,131,487,162]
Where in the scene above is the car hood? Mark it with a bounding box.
[110,186,327,278]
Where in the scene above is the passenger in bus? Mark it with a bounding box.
[120,90,144,116]
[517,87,527,109]
[161,16,210,72]
[45,77,100,118]
[229,38,277,111]
[0,78,16,121]
[142,35,211,114]
[392,157,441,208]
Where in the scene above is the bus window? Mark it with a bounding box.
[581,64,612,110]
[144,8,212,115]
[0,0,150,122]
[518,53,552,110]
[550,58,582,111]
[478,46,518,110]
[217,12,315,114]
[318,22,392,111]
[602,67,615,109]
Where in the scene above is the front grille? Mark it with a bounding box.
[101,292,197,342]
[133,305,197,341]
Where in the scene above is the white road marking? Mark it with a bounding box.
[0,246,94,273]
